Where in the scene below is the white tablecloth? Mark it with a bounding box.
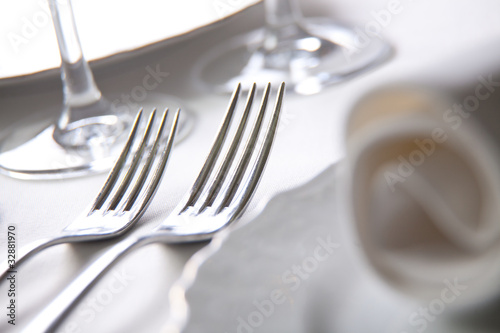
[1,0,500,332]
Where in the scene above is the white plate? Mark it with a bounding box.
[165,165,500,333]
[0,0,260,84]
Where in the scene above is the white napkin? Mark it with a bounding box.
[340,86,500,307]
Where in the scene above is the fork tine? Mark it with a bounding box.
[121,108,171,211]
[216,82,271,211]
[218,82,284,215]
[198,83,257,212]
[106,110,157,211]
[92,109,143,211]
[132,108,181,214]
[180,83,241,212]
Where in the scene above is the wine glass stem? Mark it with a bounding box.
[49,0,104,127]
[265,0,302,30]
[263,0,307,52]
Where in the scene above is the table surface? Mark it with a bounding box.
[1,0,500,332]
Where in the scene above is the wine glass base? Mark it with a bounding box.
[0,93,194,180]
[194,18,392,95]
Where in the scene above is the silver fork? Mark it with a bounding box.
[23,82,285,333]
[0,108,180,280]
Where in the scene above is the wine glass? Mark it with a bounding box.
[194,0,391,95]
[0,0,192,180]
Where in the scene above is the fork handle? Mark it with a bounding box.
[21,235,157,333]
[1,236,75,281]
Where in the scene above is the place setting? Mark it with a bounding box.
[1,0,500,333]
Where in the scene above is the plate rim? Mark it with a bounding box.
[163,163,338,332]
[0,0,262,88]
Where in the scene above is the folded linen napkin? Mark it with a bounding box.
[340,86,500,307]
